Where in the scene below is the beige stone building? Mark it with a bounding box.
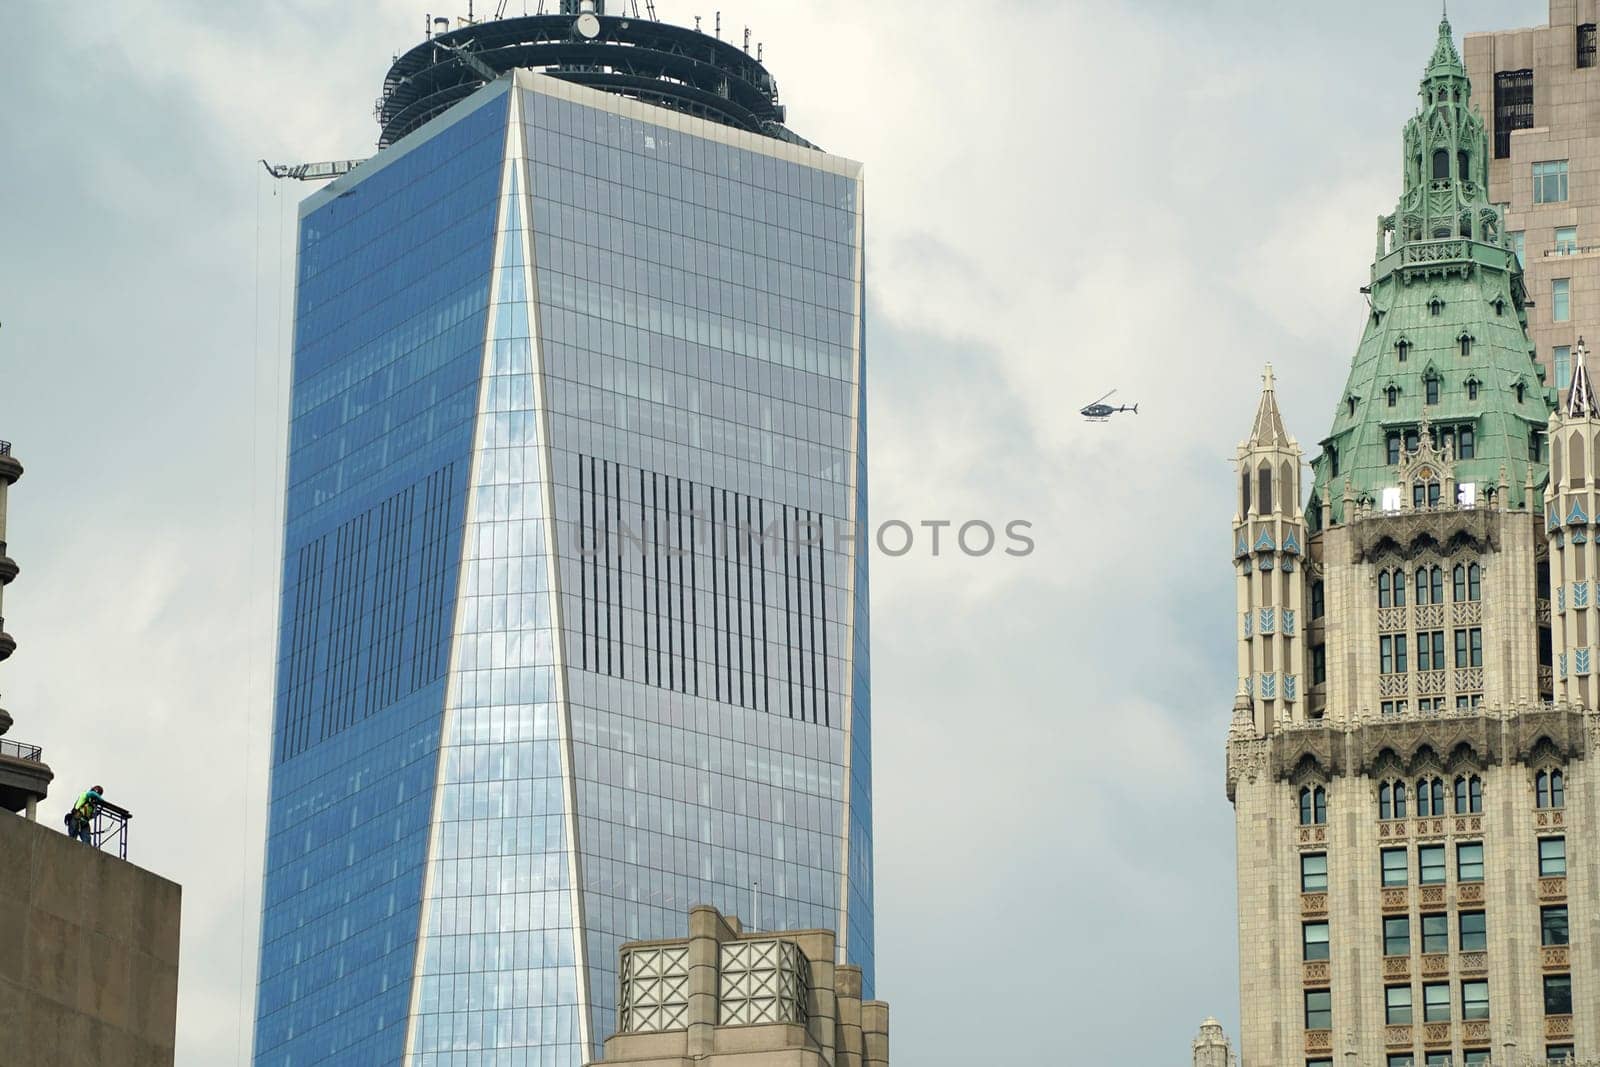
[589,905,886,1067]
[1466,0,1600,404]
[1225,15,1600,1067]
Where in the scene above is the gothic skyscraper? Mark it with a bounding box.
[1228,16,1594,1066]
[252,12,871,1065]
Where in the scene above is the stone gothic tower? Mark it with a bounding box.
[1226,16,1598,1067]
[1234,366,1308,736]
[1549,340,1600,708]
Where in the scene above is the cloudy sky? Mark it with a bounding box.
[0,0,1552,1063]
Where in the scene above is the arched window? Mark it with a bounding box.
[1415,566,1443,605]
[1537,769,1566,809]
[1460,334,1472,358]
[1380,782,1393,819]
[1468,563,1481,601]
[1393,782,1407,818]
[1329,444,1340,477]
[1300,785,1328,826]
[1454,564,1467,602]
[1281,460,1294,506]
[1430,297,1445,317]
[1242,470,1251,514]
[1417,776,1446,816]
[1516,382,1526,403]
[1571,431,1587,488]
[1468,379,1480,400]
[1458,150,1469,181]
[1433,149,1451,179]
[1426,376,1441,405]
[1388,385,1400,407]
[1392,568,1407,607]
[1379,570,1392,608]
[1454,775,1483,814]
[1398,339,1411,362]
[1258,462,1274,516]
[1312,580,1325,619]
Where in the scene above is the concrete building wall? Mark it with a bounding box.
[1468,0,1600,403]
[0,811,181,1067]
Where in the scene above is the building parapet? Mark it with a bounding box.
[599,904,888,1066]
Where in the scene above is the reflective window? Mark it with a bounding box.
[1540,837,1567,877]
[1545,974,1572,1015]
[1386,984,1413,1024]
[1302,853,1329,892]
[1537,768,1565,808]
[1305,989,1332,1029]
[1384,916,1410,956]
[1303,922,1330,961]
[1535,160,1570,204]
[1422,912,1449,954]
[1543,905,1569,946]
[1459,911,1487,951]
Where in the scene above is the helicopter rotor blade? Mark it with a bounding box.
[1082,389,1116,407]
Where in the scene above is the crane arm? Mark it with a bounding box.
[260,158,368,182]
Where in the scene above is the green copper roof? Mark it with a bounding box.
[1426,13,1466,81]
[1307,16,1552,524]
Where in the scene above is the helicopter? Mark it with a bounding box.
[1080,390,1139,422]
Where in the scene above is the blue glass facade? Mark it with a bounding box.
[255,73,869,1066]
[254,88,509,1067]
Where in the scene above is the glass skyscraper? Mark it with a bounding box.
[252,38,871,1067]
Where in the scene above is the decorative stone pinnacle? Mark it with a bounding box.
[1248,363,1291,449]
[1568,336,1597,419]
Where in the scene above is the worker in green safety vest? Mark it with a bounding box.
[65,785,102,845]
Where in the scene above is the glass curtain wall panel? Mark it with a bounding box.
[254,89,510,1066]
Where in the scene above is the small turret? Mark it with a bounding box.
[1233,365,1308,733]
[1192,1016,1235,1067]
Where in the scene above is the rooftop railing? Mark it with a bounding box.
[0,440,10,456]
[88,799,132,860]
[0,738,43,762]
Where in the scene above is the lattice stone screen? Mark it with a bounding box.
[719,939,810,1025]
[618,945,691,1033]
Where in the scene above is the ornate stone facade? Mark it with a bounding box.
[597,905,886,1066]
[1227,16,1599,1067]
